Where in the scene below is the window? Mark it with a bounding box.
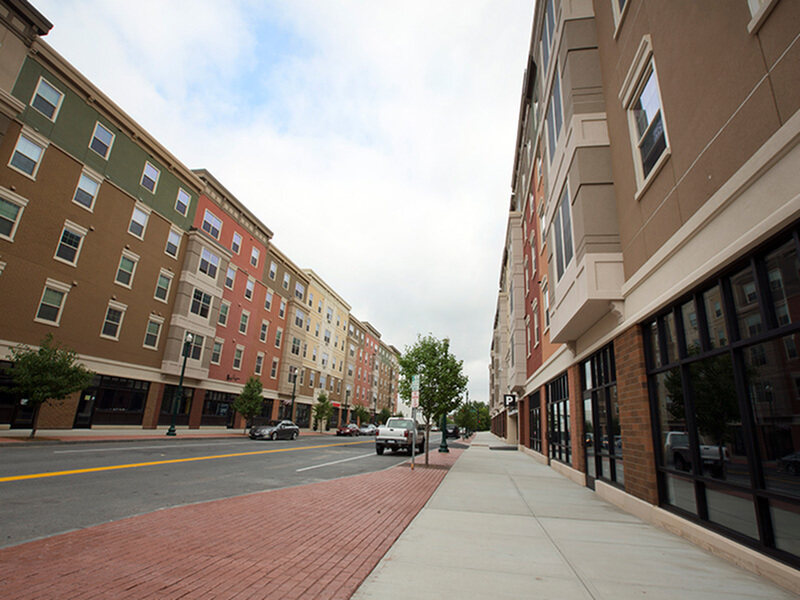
[239,310,249,334]
[35,279,70,325]
[324,329,331,344]
[540,0,556,71]
[128,205,149,239]
[542,279,550,329]
[546,68,562,163]
[211,340,223,364]
[164,229,181,259]
[89,122,114,159]
[144,317,164,349]
[282,273,290,289]
[201,209,222,239]
[187,334,204,360]
[279,299,286,318]
[175,188,190,216]
[54,221,87,266]
[611,0,629,30]
[245,278,254,300]
[269,261,277,279]
[9,131,46,178]
[73,171,100,211]
[233,346,243,371]
[309,292,314,308]
[533,300,540,345]
[0,192,26,241]
[199,248,219,279]
[30,77,64,120]
[225,266,236,289]
[621,37,669,187]
[232,232,242,254]
[265,290,273,311]
[295,282,305,300]
[218,300,230,326]
[275,328,283,348]
[250,247,260,267]
[154,270,172,302]
[291,337,301,355]
[115,250,139,287]
[190,288,212,319]
[255,352,264,376]
[270,358,279,379]
[260,320,269,342]
[295,309,305,328]
[139,161,160,193]
[101,301,127,340]
[321,352,329,368]
[326,307,333,322]
[554,185,573,280]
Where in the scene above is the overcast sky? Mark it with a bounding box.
[35,0,534,404]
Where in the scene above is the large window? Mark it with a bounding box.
[30,77,64,120]
[0,193,26,241]
[9,131,46,178]
[190,289,212,319]
[548,372,571,464]
[554,185,573,279]
[546,67,562,163]
[202,209,221,239]
[582,344,622,487]
[645,229,800,566]
[198,248,219,280]
[529,391,542,452]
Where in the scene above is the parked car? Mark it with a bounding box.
[445,424,459,439]
[664,431,728,475]
[359,423,377,436]
[375,417,425,455]
[336,423,360,436]
[778,451,800,474]
[250,420,299,441]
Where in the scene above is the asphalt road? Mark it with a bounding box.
[0,435,413,548]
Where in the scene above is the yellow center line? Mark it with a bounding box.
[0,440,374,483]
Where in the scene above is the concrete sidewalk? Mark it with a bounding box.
[354,431,798,599]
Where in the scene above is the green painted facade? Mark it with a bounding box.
[11,57,198,230]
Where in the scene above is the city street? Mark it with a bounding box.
[0,435,407,548]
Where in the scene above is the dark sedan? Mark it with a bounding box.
[337,423,360,436]
[249,420,300,440]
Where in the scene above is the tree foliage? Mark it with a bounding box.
[234,376,263,433]
[377,407,392,424]
[352,404,370,425]
[312,391,333,430]
[454,401,490,432]
[5,334,94,438]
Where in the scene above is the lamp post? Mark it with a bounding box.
[167,331,192,436]
[290,366,297,421]
[438,412,449,453]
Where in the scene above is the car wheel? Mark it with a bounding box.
[291,431,298,440]
[376,445,384,455]
[271,432,277,441]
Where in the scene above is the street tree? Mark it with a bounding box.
[233,376,263,433]
[5,334,94,438]
[454,401,490,434]
[398,334,468,465]
[377,407,392,425]
[352,404,370,425]
[312,391,333,431]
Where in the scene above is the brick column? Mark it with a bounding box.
[188,388,203,429]
[616,325,658,505]
[519,396,528,447]
[142,382,163,429]
[568,363,585,473]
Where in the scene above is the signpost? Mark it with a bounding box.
[411,374,420,469]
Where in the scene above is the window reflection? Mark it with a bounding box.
[731,266,762,340]
[706,485,759,540]
[682,300,701,353]
[665,473,697,516]
[771,500,800,556]
[648,320,662,368]
[703,286,727,349]
[655,369,690,471]
[765,240,800,328]
[664,311,679,363]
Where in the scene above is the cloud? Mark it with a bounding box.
[35,0,533,403]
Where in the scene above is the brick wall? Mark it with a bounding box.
[568,364,585,473]
[615,325,658,504]
[38,390,80,429]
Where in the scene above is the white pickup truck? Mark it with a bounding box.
[664,431,729,476]
[375,418,425,455]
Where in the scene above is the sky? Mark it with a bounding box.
[34,0,534,404]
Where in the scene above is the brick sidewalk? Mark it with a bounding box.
[0,449,462,600]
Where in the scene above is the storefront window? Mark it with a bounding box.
[548,373,570,465]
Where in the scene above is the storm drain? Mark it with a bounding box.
[489,445,518,451]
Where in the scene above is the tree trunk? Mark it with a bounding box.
[29,403,41,438]
[424,420,431,466]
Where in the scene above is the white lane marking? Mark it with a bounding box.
[296,452,375,472]
[54,441,248,454]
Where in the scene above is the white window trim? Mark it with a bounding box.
[239,309,250,335]
[619,35,671,200]
[270,358,279,379]
[269,261,277,280]
[165,226,182,259]
[225,264,237,290]
[232,345,244,371]
[0,186,29,242]
[175,187,191,216]
[202,208,222,240]
[198,248,220,281]
[71,168,103,215]
[245,277,255,300]
[34,277,71,326]
[30,75,64,122]
[275,327,283,348]
[53,219,88,267]
[8,127,48,180]
[100,299,127,341]
[210,338,224,365]
[218,299,231,326]
[115,248,140,289]
[250,247,260,267]
[611,0,631,39]
[128,202,151,240]
[747,0,779,34]
[255,352,265,376]
[143,314,165,350]
[231,232,242,254]
[89,121,115,160]
[154,268,173,304]
[140,160,160,194]
[260,319,269,343]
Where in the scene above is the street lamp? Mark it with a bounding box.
[167,331,193,436]
[290,366,297,421]
[439,412,449,453]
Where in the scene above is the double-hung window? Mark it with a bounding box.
[35,279,70,325]
[275,328,283,348]
[260,320,269,342]
[279,299,286,318]
[282,273,290,289]
[89,122,115,159]
[219,300,230,326]
[144,317,163,349]
[553,185,573,280]
[233,347,244,371]
[73,171,101,211]
[295,282,305,300]
[128,205,149,239]
[154,270,173,302]
[225,265,236,289]
[54,221,87,266]
[201,209,222,239]
[190,288,212,319]
[9,130,46,178]
[165,229,181,258]
[140,161,160,193]
[271,358,279,379]
[250,247,259,267]
[245,278,255,300]
[239,310,249,334]
[30,77,64,120]
[115,250,139,287]
[232,232,242,254]
[188,334,204,360]
[0,191,27,241]
[210,340,223,364]
[540,0,556,72]
[265,290,273,311]
[269,261,277,279]
[255,353,264,376]
[175,188,190,216]
[199,248,219,280]
[546,68,562,164]
[101,300,127,340]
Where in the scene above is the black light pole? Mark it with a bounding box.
[167,331,192,437]
[290,366,297,421]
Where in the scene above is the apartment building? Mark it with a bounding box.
[491,0,800,581]
[0,0,401,434]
